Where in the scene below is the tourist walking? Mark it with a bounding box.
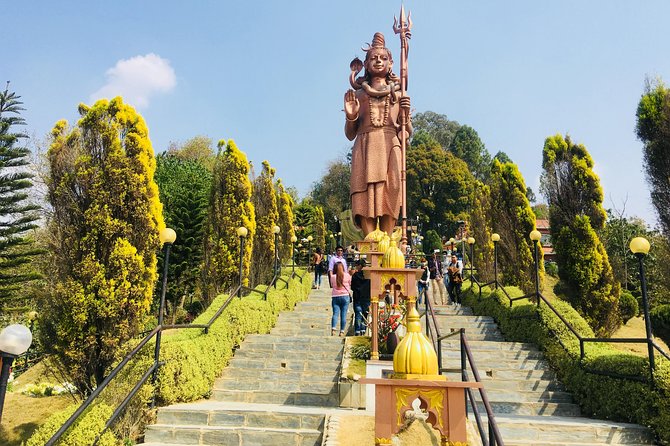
[447,254,464,305]
[330,262,352,336]
[428,250,448,305]
[351,259,371,336]
[417,258,429,305]
[328,245,348,282]
[312,247,324,289]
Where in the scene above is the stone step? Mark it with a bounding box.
[444,367,558,382]
[228,357,340,371]
[482,414,655,444]
[441,347,545,363]
[444,375,563,392]
[211,389,339,407]
[481,400,581,417]
[233,348,342,361]
[270,327,346,337]
[241,333,345,345]
[440,338,540,352]
[144,424,322,446]
[217,370,337,384]
[215,377,337,393]
[474,388,574,404]
[154,404,325,430]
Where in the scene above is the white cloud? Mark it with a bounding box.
[89,53,176,108]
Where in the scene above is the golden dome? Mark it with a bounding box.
[393,297,442,379]
[378,234,390,254]
[364,219,386,242]
[382,240,405,268]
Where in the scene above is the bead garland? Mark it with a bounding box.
[370,95,390,127]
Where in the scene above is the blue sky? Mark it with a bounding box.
[5,1,669,225]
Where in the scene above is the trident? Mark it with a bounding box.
[393,5,412,248]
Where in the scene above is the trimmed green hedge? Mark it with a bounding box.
[462,282,670,444]
[26,272,311,445]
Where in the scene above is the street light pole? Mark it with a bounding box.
[467,237,475,281]
[237,227,248,297]
[273,225,281,277]
[0,324,33,422]
[291,235,298,276]
[630,237,655,378]
[530,230,542,306]
[152,227,176,397]
[491,233,500,289]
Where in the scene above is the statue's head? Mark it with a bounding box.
[363,32,393,78]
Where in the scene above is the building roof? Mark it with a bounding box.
[536,219,550,230]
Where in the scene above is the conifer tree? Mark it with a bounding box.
[488,159,541,292]
[541,134,620,335]
[276,179,295,263]
[469,181,494,282]
[40,97,163,392]
[154,154,212,317]
[313,206,326,251]
[0,84,40,311]
[201,140,255,302]
[250,161,278,287]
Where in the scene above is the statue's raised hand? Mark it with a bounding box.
[344,89,360,120]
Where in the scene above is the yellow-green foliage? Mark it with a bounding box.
[313,206,327,251]
[542,134,620,336]
[41,97,163,392]
[250,160,279,287]
[276,179,296,262]
[462,283,670,444]
[25,403,118,446]
[26,273,311,445]
[470,181,494,282]
[202,139,256,302]
[488,159,543,292]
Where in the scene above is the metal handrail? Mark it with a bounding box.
[470,276,670,381]
[46,269,308,446]
[424,297,504,445]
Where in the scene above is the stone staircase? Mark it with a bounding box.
[143,288,347,446]
[432,304,657,445]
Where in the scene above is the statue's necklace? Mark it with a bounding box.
[370,95,390,127]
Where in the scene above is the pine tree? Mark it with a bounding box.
[201,140,255,302]
[0,84,40,312]
[154,154,212,318]
[488,159,541,292]
[276,179,295,263]
[40,97,164,392]
[541,134,620,335]
[250,161,278,287]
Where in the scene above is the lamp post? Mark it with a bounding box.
[329,234,334,254]
[530,230,542,306]
[630,237,655,376]
[0,324,33,422]
[449,237,455,253]
[273,225,281,276]
[467,237,475,281]
[491,233,500,289]
[291,235,298,275]
[337,231,342,248]
[152,227,176,397]
[307,235,313,270]
[237,227,248,297]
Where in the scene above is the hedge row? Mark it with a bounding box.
[461,282,670,444]
[26,272,311,445]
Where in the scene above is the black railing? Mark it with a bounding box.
[423,297,504,446]
[468,275,670,383]
[45,268,308,446]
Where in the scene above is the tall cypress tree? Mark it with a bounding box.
[250,161,278,287]
[201,140,255,302]
[0,85,41,312]
[41,97,164,392]
[541,134,620,336]
[276,179,295,263]
[488,159,541,292]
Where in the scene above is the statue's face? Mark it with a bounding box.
[366,48,391,77]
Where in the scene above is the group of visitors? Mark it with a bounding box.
[418,250,463,306]
[315,245,370,337]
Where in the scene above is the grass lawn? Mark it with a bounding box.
[0,359,76,446]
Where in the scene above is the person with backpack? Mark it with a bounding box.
[312,247,324,289]
[447,254,464,305]
[351,259,371,336]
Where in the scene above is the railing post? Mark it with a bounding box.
[371,296,379,360]
[637,253,655,378]
[460,329,467,417]
[530,230,541,307]
[425,297,429,337]
[579,339,585,361]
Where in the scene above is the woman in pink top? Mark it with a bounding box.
[330,262,352,336]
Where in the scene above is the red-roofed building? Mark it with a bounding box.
[536,219,556,261]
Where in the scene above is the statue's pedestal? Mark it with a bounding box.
[359,377,482,446]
